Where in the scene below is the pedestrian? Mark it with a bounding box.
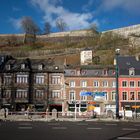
[27,107,30,119]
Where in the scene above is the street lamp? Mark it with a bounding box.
[115,48,120,119]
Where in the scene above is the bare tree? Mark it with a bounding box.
[44,22,51,35]
[21,16,40,44]
[89,23,99,35]
[56,18,67,32]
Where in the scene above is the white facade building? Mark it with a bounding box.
[80,49,93,65]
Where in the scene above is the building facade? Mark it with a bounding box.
[118,56,140,112]
[0,55,64,111]
[64,65,116,115]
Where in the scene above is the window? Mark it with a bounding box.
[3,90,11,98]
[17,75,28,83]
[4,76,12,85]
[38,64,43,70]
[102,81,108,87]
[129,68,135,76]
[93,81,99,87]
[69,80,75,87]
[6,65,11,70]
[122,92,127,100]
[111,91,116,101]
[35,76,44,84]
[130,92,135,100]
[80,95,87,101]
[138,92,140,100]
[122,81,127,87]
[138,81,140,87]
[112,81,116,87]
[69,91,75,101]
[81,80,87,87]
[51,76,61,84]
[16,90,27,98]
[130,81,135,87]
[103,92,108,100]
[52,90,60,98]
[21,64,25,69]
[103,70,108,75]
[35,90,44,99]
[80,90,87,101]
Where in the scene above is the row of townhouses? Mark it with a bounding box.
[0,52,140,115]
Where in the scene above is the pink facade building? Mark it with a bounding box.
[118,56,140,111]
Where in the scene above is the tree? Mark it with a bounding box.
[44,22,51,35]
[56,18,67,32]
[21,16,40,44]
[89,23,99,36]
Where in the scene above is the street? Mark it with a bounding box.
[0,121,140,140]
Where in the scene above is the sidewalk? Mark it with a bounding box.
[1,115,140,122]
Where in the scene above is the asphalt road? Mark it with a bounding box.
[0,121,140,140]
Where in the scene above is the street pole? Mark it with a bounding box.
[115,49,120,119]
[74,101,77,120]
[135,98,137,119]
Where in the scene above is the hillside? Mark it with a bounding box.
[0,24,140,65]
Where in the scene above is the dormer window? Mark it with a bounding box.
[103,69,108,76]
[129,68,135,76]
[38,64,43,70]
[21,64,25,69]
[6,65,11,70]
[54,66,59,70]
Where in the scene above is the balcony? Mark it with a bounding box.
[48,99,63,106]
[15,83,29,88]
[15,98,28,103]
[2,98,12,104]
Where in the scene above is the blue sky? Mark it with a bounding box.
[1,0,140,34]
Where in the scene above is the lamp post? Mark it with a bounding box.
[115,48,120,119]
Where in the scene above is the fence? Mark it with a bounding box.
[1,111,140,121]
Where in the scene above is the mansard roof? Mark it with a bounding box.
[1,57,64,73]
[64,64,115,77]
[118,56,140,75]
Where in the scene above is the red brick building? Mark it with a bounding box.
[64,65,116,115]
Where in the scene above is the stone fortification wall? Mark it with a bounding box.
[103,24,140,38]
[38,30,91,38]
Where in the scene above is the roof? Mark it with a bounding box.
[118,56,140,75]
[64,65,115,77]
[1,57,64,73]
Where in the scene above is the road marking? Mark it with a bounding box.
[105,123,117,126]
[117,137,140,139]
[52,127,67,130]
[77,123,88,126]
[18,123,32,126]
[18,127,32,129]
[134,124,140,127]
[48,123,60,126]
[122,128,138,131]
[87,127,102,130]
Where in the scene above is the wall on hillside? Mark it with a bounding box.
[103,24,140,38]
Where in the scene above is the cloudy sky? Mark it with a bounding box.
[1,0,140,34]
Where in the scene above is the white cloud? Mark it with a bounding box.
[9,18,22,30]
[101,0,140,14]
[30,0,97,30]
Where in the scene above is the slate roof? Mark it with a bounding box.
[64,65,115,77]
[1,57,64,73]
[118,56,140,75]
